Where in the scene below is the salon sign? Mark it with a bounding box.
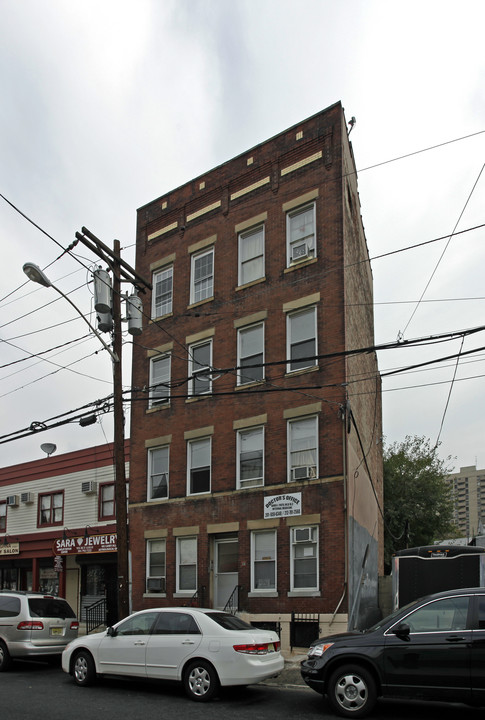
[53,532,117,555]
[264,492,302,519]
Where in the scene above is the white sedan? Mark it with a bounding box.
[62,607,284,701]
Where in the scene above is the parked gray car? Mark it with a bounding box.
[0,590,79,670]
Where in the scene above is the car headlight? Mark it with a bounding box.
[308,642,334,658]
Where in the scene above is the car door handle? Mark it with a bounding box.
[182,640,195,645]
[134,641,146,646]
[446,635,465,642]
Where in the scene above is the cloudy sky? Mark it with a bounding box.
[1,0,484,473]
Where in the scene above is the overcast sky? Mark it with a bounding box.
[1,0,484,473]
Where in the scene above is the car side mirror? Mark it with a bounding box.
[107,626,117,637]
[393,622,411,639]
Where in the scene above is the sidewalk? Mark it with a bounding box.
[262,651,308,688]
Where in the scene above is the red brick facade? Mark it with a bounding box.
[129,102,383,645]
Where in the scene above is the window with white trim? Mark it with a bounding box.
[288,415,318,481]
[237,323,264,385]
[148,446,169,500]
[190,248,214,304]
[291,526,318,591]
[146,539,166,593]
[189,340,212,395]
[152,265,173,318]
[237,426,264,488]
[286,203,316,265]
[251,530,276,591]
[238,224,264,285]
[187,437,211,495]
[177,536,197,593]
[149,354,171,407]
[287,306,317,372]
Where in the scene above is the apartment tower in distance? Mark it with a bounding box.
[129,102,383,650]
[446,465,485,539]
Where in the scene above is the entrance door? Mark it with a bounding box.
[214,538,238,609]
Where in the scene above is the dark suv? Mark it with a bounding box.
[0,591,79,670]
[301,587,485,717]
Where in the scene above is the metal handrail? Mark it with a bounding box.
[224,585,241,614]
[85,597,107,634]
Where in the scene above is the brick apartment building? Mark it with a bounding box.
[129,101,383,648]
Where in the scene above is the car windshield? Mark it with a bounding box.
[205,612,255,631]
[28,598,76,619]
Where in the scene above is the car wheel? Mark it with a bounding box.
[183,660,219,702]
[72,650,96,686]
[0,641,12,672]
[327,665,377,718]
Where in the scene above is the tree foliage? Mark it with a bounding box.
[384,435,458,569]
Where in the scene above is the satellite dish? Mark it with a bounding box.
[40,443,57,457]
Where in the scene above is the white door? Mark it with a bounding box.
[214,538,238,609]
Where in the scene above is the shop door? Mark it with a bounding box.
[214,538,238,609]
[81,562,117,625]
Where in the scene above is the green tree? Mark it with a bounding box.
[384,435,459,569]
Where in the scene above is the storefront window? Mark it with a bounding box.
[39,566,59,595]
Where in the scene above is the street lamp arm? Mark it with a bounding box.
[54,285,119,363]
[22,262,119,363]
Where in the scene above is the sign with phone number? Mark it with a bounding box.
[264,492,302,519]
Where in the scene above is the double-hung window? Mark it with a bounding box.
[38,491,63,527]
[189,340,212,395]
[148,446,169,500]
[146,539,166,594]
[187,437,211,495]
[191,248,214,304]
[237,426,264,488]
[99,483,115,520]
[288,415,318,481]
[0,501,5,532]
[251,530,276,591]
[177,537,197,593]
[238,224,264,285]
[237,323,264,385]
[287,306,317,372]
[287,203,316,265]
[291,526,319,591]
[152,265,173,318]
[149,354,171,407]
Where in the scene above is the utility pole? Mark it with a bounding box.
[112,239,129,620]
[75,228,150,621]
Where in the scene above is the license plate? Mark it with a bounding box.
[268,643,274,652]
[50,627,63,636]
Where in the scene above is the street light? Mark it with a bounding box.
[22,260,129,621]
[22,263,118,363]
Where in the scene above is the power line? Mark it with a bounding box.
[401,164,485,337]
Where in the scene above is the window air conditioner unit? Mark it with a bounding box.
[6,495,19,507]
[20,492,34,504]
[291,242,310,262]
[294,527,313,543]
[147,577,166,593]
[81,481,97,494]
[291,466,317,481]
